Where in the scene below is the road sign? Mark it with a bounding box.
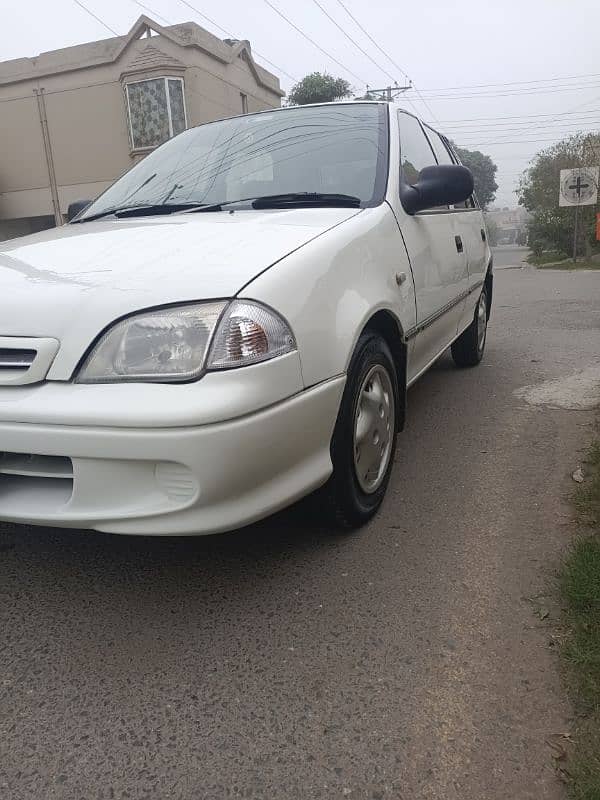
[559,167,599,206]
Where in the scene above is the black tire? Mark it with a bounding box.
[322,332,399,529]
[451,285,488,368]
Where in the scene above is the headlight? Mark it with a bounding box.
[76,300,295,383]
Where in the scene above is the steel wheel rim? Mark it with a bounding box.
[353,364,395,494]
[477,292,487,353]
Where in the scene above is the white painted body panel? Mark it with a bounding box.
[0,209,359,379]
[0,378,345,535]
[457,211,490,331]
[243,204,415,388]
[384,110,489,380]
[398,211,468,379]
[0,102,490,535]
[0,352,304,428]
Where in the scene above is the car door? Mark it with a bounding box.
[435,132,490,332]
[396,111,469,383]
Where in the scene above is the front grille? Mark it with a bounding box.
[0,452,74,510]
[0,347,37,372]
[0,337,59,386]
[0,452,73,479]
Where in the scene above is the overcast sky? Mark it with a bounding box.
[2,0,599,207]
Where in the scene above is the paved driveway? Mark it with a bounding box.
[2,267,599,799]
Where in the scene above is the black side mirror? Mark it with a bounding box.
[67,200,92,222]
[400,165,474,214]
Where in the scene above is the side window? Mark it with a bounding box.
[424,127,453,166]
[444,137,477,209]
[398,112,437,185]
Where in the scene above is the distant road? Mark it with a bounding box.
[492,244,529,268]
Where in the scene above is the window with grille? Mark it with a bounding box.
[125,77,187,150]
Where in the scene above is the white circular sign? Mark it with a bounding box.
[560,169,598,205]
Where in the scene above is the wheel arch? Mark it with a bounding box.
[361,309,407,432]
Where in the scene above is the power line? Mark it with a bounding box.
[446,127,600,139]
[524,92,600,135]
[404,89,440,123]
[263,0,366,85]
[438,109,600,123]
[455,136,599,146]
[404,83,600,101]
[337,0,438,123]
[334,0,409,81]
[174,0,299,83]
[455,94,600,149]
[72,0,119,36]
[442,113,600,129]
[423,83,600,98]
[74,0,298,85]
[309,0,395,82]
[418,71,600,92]
[332,0,439,123]
[446,122,600,135]
[130,0,172,26]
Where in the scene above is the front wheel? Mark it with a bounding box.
[323,332,399,529]
[451,286,488,367]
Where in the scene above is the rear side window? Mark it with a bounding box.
[398,112,437,185]
[442,138,477,209]
[424,127,453,165]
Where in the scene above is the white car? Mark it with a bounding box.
[0,102,491,535]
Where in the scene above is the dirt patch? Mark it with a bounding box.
[515,367,600,410]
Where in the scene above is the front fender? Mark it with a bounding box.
[240,204,415,389]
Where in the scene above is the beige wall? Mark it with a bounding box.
[0,92,49,205]
[0,27,281,235]
[46,82,133,186]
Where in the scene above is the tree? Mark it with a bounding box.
[517,132,600,259]
[453,145,498,209]
[287,72,352,106]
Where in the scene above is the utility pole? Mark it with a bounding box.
[364,82,412,102]
[34,87,62,227]
[573,203,579,264]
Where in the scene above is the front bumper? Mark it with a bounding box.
[0,377,345,535]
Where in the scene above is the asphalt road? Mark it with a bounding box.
[491,245,530,268]
[2,267,600,800]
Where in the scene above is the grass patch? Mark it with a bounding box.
[538,261,600,271]
[568,722,600,800]
[527,250,569,266]
[526,252,600,270]
[574,444,600,528]
[561,442,600,797]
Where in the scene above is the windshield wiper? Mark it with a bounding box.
[76,192,362,222]
[191,192,362,213]
[73,202,208,223]
[253,192,362,209]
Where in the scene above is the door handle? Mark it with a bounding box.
[455,235,464,253]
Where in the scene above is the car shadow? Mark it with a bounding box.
[0,349,487,606]
[0,496,346,597]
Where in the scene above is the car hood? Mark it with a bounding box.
[0,208,359,380]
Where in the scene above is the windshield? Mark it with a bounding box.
[78,103,388,219]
